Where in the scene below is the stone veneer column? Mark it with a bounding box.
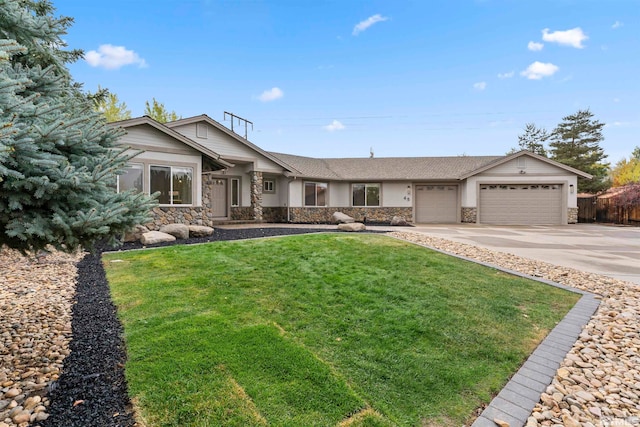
[250,171,263,221]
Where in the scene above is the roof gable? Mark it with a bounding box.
[459,150,593,179]
[110,116,233,169]
[166,115,298,174]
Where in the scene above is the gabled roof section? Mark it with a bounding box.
[269,152,502,181]
[110,116,234,169]
[458,150,593,179]
[165,115,299,174]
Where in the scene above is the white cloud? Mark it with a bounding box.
[497,71,515,79]
[473,81,487,91]
[324,120,345,132]
[541,27,588,48]
[520,61,559,80]
[612,21,623,29]
[352,14,389,36]
[258,87,283,102]
[527,41,544,51]
[613,97,620,103]
[84,44,147,69]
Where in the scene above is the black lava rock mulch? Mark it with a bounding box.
[41,227,352,427]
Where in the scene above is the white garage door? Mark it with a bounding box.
[479,184,563,225]
[415,185,458,223]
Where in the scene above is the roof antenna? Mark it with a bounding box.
[369,147,374,158]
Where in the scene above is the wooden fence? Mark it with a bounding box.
[578,196,640,225]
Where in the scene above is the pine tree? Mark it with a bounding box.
[1,0,157,253]
[548,109,610,194]
[144,98,180,123]
[512,123,548,156]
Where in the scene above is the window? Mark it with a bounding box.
[118,163,143,193]
[150,165,193,205]
[231,178,240,207]
[304,182,327,206]
[352,183,380,206]
[263,179,275,193]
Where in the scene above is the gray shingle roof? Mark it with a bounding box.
[269,152,502,181]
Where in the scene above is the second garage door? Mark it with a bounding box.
[479,184,563,225]
[415,185,458,223]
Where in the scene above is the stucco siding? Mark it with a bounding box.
[382,182,413,207]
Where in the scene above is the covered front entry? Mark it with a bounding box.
[415,184,458,223]
[478,184,563,225]
[210,178,227,218]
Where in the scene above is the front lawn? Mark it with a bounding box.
[104,233,578,426]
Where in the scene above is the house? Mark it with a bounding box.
[111,114,592,227]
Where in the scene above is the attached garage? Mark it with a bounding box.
[478,184,563,225]
[415,184,458,223]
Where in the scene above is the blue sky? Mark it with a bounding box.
[54,0,638,162]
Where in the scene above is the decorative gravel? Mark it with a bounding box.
[2,227,639,426]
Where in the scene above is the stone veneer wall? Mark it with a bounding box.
[263,207,287,223]
[251,171,263,221]
[146,206,213,230]
[230,207,254,221]
[288,207,413,223]
[568,207,578,224]
[461,207,477,223]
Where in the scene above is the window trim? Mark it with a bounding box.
[352,183,381,207]
[150,164,195,206]
[304,181,328,207]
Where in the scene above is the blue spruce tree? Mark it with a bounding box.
[1,0,157,252]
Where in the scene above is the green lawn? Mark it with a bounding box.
[104,233,579,427]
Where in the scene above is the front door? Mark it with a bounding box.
[211,179,227,218]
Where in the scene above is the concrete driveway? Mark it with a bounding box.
[401,223,640,285]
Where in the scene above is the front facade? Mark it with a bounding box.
[112,115,591,228]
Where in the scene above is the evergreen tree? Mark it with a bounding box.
[1,0,157,253]
[144,98,180,123]
[548,109,610,193]
[92,86,132,122]
[512,123,548,156]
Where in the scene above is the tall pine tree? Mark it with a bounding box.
[1,0,157,253]
[514,123,548,156]
[548,109,610,194]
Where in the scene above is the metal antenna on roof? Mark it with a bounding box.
[223,111,254,139]
[370,147,374,158]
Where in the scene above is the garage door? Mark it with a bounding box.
[415,185,458,223]
[479,184,563,225]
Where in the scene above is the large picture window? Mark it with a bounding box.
[304,182,327,206]
[118,163,143,193]
[150,165,193,205]
[352,183,380,206]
